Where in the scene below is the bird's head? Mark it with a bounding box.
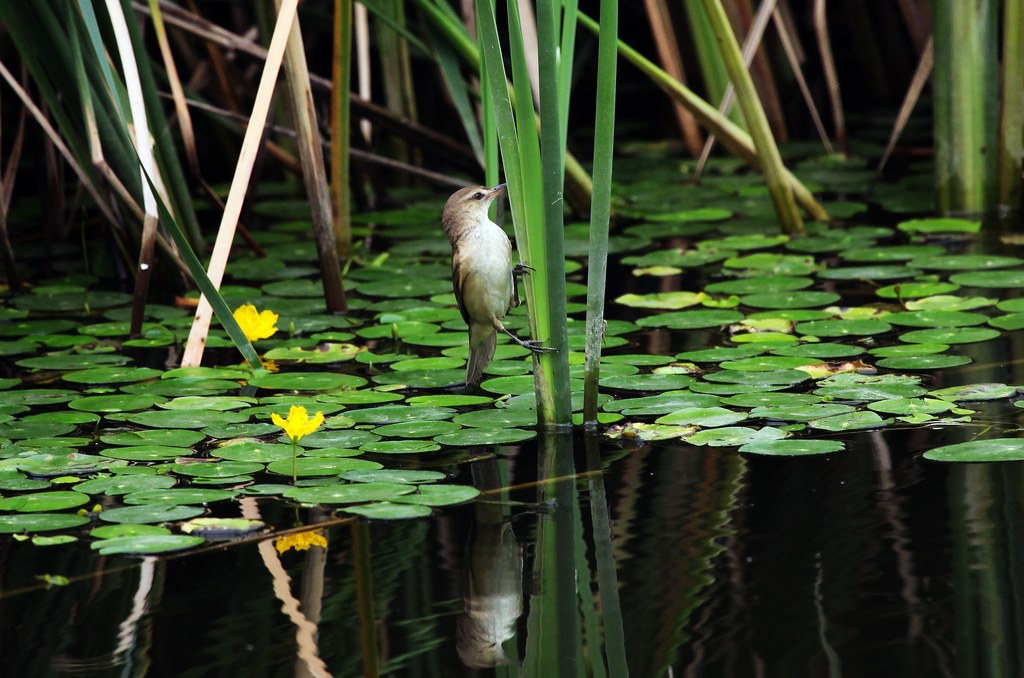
[442,184,506,240]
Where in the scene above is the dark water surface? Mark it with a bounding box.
[4,392,1024,677]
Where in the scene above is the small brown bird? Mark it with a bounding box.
[442,184,555,385]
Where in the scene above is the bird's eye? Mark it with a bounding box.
[472,192,485,201]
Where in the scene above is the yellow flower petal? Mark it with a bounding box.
[272,405,325,443]
[233,304,279,342]
[275,530,327,554]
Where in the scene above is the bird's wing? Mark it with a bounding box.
[452,255,471,325]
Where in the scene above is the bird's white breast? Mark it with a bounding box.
[459,220,512,322]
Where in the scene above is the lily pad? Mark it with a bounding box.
[685,426,786,447]
[808,411,888,431]
[390,485,481,506]
[636,310,743,329]
[266,457,382,476]
[739,439,845,456]
[91,535,205,554]
[0,491,90,512]
[656,407,746,427]
[0,513,90,533]
[924,438,1024,462]
[930,384,1017,402]
[341,469,446,484]
[99,504,204,524]
[898,327,1001,344]
[248,372,368,391]
[794,319,892,337]
[876,354,971,370]
[284,482,416,504]
[121,489,236,505]
[342,502,433,519]
[433,428,536,446]
[950,271,1024,288]
[740,291,840,309]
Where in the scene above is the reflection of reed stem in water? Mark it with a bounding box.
[456,460,523,668]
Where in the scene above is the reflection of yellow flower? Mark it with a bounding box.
[271,405,325,443]
[275,530,327,554]
[233,304,279,342]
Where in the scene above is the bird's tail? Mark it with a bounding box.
[466,324,497,385]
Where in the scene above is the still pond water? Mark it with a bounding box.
[3,151,1024,677]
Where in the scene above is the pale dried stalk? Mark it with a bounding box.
[877,36,933,174]
[148,0,199,174]
[813,0,847,155]
[180,0,300,368]
[105,0,162,335]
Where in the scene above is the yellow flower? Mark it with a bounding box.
[275,530,327,554]
[271,405,325,443]
[233,304,279,342]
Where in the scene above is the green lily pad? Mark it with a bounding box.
[795,319,892,337]
[17,353,131,371]
[600,374,695,391]
[2,453,122,476]
[867,398,959,415]
[770,343,864,359]
[675,346,766,362]
[898,326,1001,344]
[209,442,295,463]
[301,429,381,449]
[171,461,265,478]
[808,411,888,431]
[897,217,980,234]
[360,440,442,454]
[876,282,961,299]
[868,343,949,358]
[90,524,172,539]
[100,429,206,447]
[342,502,433,519]
[924,438,1024,462]
[121,378,241,397]
[750,404,856,421]
[62,367,162,384]
[877,354,971,370]
[720,356,817,371]
[248,372,368,391]
[118,410,249,429]
[740,291,840,309]
[841,244,944,262]
[0,513,90,533]
[615,291,707,310]
[685,426,786,447]
[703,277,813,295]
[703,369,808,386]
[930,383,1017,401]
[266,457,382,476]
[910,255,1022,271]
[91,535,205,554]
[99,504,204,524]
[950,271,1024,288]
[390,485,481,506]
[656,407,747,427]
[814,380,927,401]
[739,439,846,456]
[122,489,236,505]
[720,392,822,407]
[158,396,257,411]
[284,482,417,504]
[989,313,1024,331]
[604,392,722,415]
[433,428,536,446]
[0,490,90,512]
[341,469,446,484]
[636,310,743,329]
[904,295,996,312]
[347,405,457,425]
[75,475,176,495]
[69,394,167,413]
[882,311,988,328]
[818,266,920,281]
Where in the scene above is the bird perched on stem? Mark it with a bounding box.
[442,184,555,385]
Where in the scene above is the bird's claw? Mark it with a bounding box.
[512,263,535,277]
[521,339,557,354]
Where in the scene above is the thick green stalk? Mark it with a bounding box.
[700,0,803,235]
[997,0,1023,209]
[535,0,572,426]
[582,0,618,426]
[933,0,998,214]
[577,13,827,223]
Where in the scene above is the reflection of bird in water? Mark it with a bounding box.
[456,462,524,668]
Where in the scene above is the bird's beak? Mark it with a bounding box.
[484,183,507,200]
